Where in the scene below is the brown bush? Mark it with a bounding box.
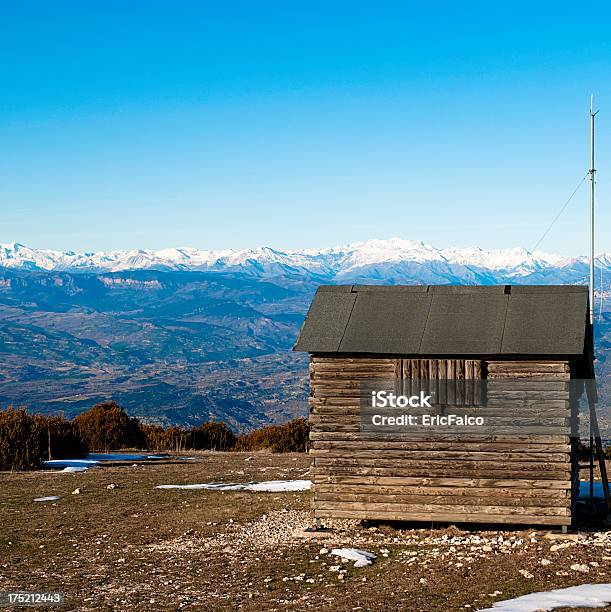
[73,401,144,451]
[33,414,87,460]
[141,424,192,451]
[1,400,309,471]
[0,407,46,470]
[191,421,235,451]
[233,418,309,453]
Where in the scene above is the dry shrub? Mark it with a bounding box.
[73,401,144,451]
[33,414,87,460]
[140,424,166,450]
[1,400,308,471]
[142,422,235,451]
[0,407,46,470]
[141,424,192,451]
[191,421,235,451]
[233,418,309,453]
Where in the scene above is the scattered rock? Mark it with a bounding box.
[107,483,119,490]
[544,532,583,542]
[71,488,81,495]
[570,563,590,573]
[293,528,334,540]
[518,569,534,579]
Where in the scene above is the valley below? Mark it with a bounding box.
[0,238,610,430]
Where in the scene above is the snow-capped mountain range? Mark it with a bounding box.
[1,238,609,286]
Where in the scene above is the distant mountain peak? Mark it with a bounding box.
[0,239,608,286]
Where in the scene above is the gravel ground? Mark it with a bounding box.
[1,452,610,611]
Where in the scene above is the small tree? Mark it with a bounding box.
[35,414,87,459]
[234,418,309,453]
[73,401,143,451]
[0,407,46,470]
[191,421,236,451]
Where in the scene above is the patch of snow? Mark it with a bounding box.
[249,480,311,492]
[478,583,611,611]
[156,479,311,492]
[34,496,60,502]
[45,459,100,471]
[330,548,377,568]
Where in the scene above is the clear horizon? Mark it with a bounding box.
[1,3,609,256]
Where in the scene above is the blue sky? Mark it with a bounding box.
[1,1,610,255]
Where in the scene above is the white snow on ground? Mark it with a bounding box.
[33,496,60,502]
[330,548,377,568]
[479,584,611,611]
[156,480,312,492]
[46,459,100,471]
[249,480,311,492]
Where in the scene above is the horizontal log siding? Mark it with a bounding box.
[309,356,574,526]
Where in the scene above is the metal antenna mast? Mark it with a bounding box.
[589,94,597,325]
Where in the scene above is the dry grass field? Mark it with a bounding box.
[1,452,610,611]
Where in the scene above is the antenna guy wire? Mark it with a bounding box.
[531,173,588,253]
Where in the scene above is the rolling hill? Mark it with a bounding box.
[0,238,609,431]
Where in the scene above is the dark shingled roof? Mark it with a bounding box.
[293,285,589,356]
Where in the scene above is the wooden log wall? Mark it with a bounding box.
[309,357,575,526]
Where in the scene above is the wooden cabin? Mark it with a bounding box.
[294,285,594,527]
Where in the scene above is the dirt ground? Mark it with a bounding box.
[1,452,610,611]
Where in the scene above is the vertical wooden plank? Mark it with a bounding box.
[418,359,430,395]
[420,359,428,380]
[438,359,448,379]
[438,359,447,404]
[403,358,411,380]
[447,360,456,405]
[465,360,474,406]
[465,360,474,379]
[410,359,417,379]
[430,359,439,379]
[474,360,482,404]
[456,360,465,406]
[430,359,439,403]
[456,360,464,380]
